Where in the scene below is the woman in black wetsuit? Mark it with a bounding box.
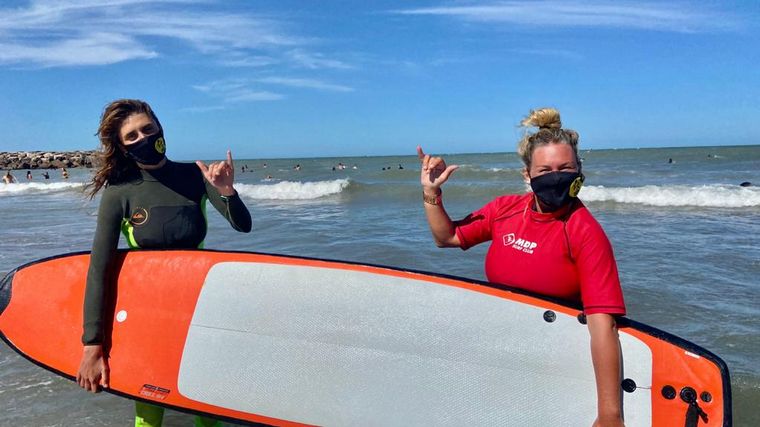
[77,99,252,426]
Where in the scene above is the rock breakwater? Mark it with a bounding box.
[0,151,97,170]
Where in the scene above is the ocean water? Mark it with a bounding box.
[0,145,758,426]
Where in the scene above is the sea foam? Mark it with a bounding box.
[236,179,350,200]
[581,184,760,207]
[0,182,84,196]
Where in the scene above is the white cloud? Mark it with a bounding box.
[193,78,249,94]
[0,32,157,67]
[217,54,279,68]
[192,75,353,105]
[225,90,284,103]
[286,49,355,70]
[257,77,354,92]
[192,78,285,103]
[395,1,739,33]
[0,0,342,68]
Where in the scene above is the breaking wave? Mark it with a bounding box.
[580,184,760,207]
[0,182,84,196]
[235,179,351,200]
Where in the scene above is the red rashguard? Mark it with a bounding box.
[455,193,625,315]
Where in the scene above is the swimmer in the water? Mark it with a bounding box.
[3,171,16,184]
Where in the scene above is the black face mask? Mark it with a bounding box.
[530,171,584,212]
[124,131,166,166]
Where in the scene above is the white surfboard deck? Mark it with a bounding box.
[177,262,652,426]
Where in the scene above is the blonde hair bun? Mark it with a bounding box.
[516,107,580,168]
[520,108,561,129]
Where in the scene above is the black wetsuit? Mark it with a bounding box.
[82,161,252,344]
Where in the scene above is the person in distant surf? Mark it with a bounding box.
[3,170,16,184]
[61,167,69,179]
[42,171,50,179]
[77,99,252,427]
[417,108,626,427]
[26,170,32,180]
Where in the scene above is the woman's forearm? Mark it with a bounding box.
[587,313,623,422]
[423,189,460,247]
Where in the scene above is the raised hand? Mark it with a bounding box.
[196,150,236,196]
[417,146,458,194]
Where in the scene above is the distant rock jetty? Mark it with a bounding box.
[0,151,97,170]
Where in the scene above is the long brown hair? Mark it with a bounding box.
[86,99,160,198]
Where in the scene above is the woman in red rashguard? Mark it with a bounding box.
[418,107,626,427]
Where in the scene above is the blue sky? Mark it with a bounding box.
[0,0,758,159]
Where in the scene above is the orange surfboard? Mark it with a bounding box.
[0,250,730,426]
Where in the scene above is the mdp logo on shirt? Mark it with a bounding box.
[503,233,516,245]
[503,233,538,254]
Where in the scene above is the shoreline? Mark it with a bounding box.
[0,151,96,170]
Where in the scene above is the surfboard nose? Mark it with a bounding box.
[0,271,12,317]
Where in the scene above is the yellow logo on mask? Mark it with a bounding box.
[569,175,584,197]
[154,137,166,154]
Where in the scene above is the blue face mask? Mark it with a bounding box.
[124,131,166,166]
[530,171,584,211]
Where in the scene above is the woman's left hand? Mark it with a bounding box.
[196,150,236,196]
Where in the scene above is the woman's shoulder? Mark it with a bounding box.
[566,201,609,237]
[103,178,137,193]
[168,161,204,178]
[489,193,530,211]
[100,178,141,204]
[475,193,529,218]
[105,167,143,188]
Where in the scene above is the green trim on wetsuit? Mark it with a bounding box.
[83,160,252,345]
[135,401,164,427]
[134,401,221,427]
[121,219,140,249]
